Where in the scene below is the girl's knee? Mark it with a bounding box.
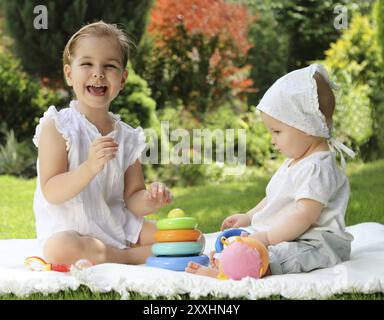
[43,231,84,264]
[136,220,157,246]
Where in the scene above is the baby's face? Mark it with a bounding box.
[64,36,128,110]
[261,112,314,159]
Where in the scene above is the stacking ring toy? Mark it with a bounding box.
[146,255,209,271]
[156,217,198,230]
[215,228,249,252]
[154,229,202,242]
[152,241,203,256]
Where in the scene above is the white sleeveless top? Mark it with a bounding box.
[32,100,146,249]
[252,151,352,240]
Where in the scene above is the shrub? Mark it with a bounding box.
[147,101,272,186]
[136,0,255,115]
[377,0,384,61]
[232,0,289,107]
[268,0,374,69]
[323,11,384,160]
[0,50,64,144]
[2,0,152,83]
[109,63,157,129]
[0,125,36,177]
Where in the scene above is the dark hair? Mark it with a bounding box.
[313,72,335,130]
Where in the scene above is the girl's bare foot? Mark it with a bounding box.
[185,262,219,278]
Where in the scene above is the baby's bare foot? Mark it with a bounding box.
[72,259,94,270]
[185,262,219,278]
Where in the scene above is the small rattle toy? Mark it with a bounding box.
[25,256,94,272]
[214,228,269,280]
[25,256,70,272]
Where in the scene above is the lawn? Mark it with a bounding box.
[1,159,383,299]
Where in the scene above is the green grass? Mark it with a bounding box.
[0,175,36,239]
[1,159,383,299]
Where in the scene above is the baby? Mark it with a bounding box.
[186,64,355,278]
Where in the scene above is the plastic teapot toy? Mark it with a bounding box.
[214,228,269,280]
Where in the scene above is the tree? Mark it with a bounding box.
[231,0,289,107]
[377,0,384,61]
[0,50,63,143]
[323,11,384,160]
[1,0,152,83]
[270,0,375,69]
[136,0,255,115]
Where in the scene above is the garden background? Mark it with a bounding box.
[0,0,383,299]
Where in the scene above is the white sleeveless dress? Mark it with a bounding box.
[32,100,146,249]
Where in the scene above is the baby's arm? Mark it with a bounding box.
[221,196,267,230]
[124,160,172,216]
[39,119,101,204]
[249,199,324,246]
[246,196,268,221]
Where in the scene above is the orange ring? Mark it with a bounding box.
[154,229,202,242]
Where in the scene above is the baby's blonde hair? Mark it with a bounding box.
[313,72,335,131]
[63,21,131,68]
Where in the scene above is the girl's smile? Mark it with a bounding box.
[86,84,108,97]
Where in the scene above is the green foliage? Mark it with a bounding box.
[147,101,272,187]
[241,107,275,166]
[0,126,36,177]
[2,0,152,82]
[377,0,384,61]
[110,63,157,129]
[323,11,384,160]
[232,0,376,104]
[136,0,254,115]
[270,0,375,69]
[0,50,64,143]
[231,0,289,106]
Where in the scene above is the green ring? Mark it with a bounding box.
[156,217,198,230]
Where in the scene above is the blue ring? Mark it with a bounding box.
[152,241,203,256]
[146,255,209,271]
[214,228,249,253]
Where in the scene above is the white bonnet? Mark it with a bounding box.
[256,64,355,169]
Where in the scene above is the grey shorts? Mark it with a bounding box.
[268,229,354,275]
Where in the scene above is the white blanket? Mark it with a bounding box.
[1,222,383,299]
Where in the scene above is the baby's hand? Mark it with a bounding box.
[85,136,118,175]
[209,250,219,269]
[248,231,270,247]
[220,213,251,231]
[146,182,172,207]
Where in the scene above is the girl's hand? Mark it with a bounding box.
[146,182,172,208]
[85,136,119,175]
[220,213,251,231]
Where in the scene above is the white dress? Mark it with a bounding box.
[251,150,352,240]
[32,100,146,249]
